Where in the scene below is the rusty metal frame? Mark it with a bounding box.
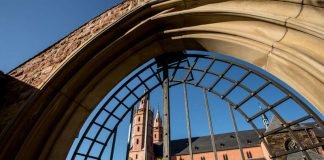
[70,53,323,160]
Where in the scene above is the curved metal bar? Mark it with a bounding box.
[70,53,323,160]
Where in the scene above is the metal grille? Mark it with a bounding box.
[69,52,323,160]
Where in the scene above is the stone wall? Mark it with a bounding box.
[265,129,320,159]
[9,0,148,88]
[0,0,148,138]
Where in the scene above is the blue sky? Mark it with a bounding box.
[68,53,323,159]
[1,1,323,160]
[0,0,122,73]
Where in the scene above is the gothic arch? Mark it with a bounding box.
[1,0,323,159]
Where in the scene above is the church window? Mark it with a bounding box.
[137,126,140,132]
[135,154,138,159]
[246,151,252,158]
[154,134,156,138]
[138,117,140,122]
[223,154,229,160]
[136,139,139,144]
[285,138,298,151]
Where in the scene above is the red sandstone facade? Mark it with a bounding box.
[129,94,155,160]
[173,147,265,160]
[129,94,323,160]
[129,94,267,160]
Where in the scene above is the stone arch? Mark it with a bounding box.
[0,0,323,159]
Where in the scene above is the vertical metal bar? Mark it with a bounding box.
[183,82,193,160]
[203,89,218,160]
[144,93,149,160]
[125,106,135,160]
[269,110,311,159]
[110,129,118,160]
[162,64,171,160]
[228,103,245,160]
[195,58,216,86]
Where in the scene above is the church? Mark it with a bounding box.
[128,94,324,160]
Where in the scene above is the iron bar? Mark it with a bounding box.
[247,96,290,122]
[98,83,162,158]
[203,89,218,160]
[272,141,324,158]
[170,58,183,81]
[150,66,163,84]
[84,137,105,146]
[262,115,312,137]
[75,153,98,159]
[93,122,113,132]
[143,92,149,160]
[137,75,150,90]
[233,107,275,158]
[110,129,118,160]
[228,102,245,160]
[72,54,323,159]
[125,85,140,99]
[183,82,194,160]
[195,58,216,86]
[162,63,171,160]
[209,63,232,91]
[125,106,135,160]
[222,70,250,99]
[114,97,130,110]
[235,81,271,109]
[268,110,311,159]
[184,57,199,81]
[103,108,121,121]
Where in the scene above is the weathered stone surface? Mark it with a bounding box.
[0,0,148,159]
[1,0,323,159]
[1,0,148,127]
[9,0,147,89]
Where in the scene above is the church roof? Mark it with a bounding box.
[154,129,265,156]
[265,116,324,137]
[153,122,323,157]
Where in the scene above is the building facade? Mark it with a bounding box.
[129,96,324,160]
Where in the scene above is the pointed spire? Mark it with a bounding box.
[154,105,162,127]
[155,108,160,120]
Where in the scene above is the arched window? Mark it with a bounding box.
[246,151,252,158]
[137,126,140,132]
[138,117,140,122]
[285,138,298,151]
[223,154,228,160]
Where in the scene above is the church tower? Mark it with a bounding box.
[153,109,163,144]
[129,92,154,160]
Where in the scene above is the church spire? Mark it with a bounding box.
[154,108,162,127]
[153,106,163,144]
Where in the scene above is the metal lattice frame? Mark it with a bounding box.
[70,53,323,160]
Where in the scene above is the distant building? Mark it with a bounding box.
[129,95,324,160]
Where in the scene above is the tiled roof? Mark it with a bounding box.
[154,129,264,156]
